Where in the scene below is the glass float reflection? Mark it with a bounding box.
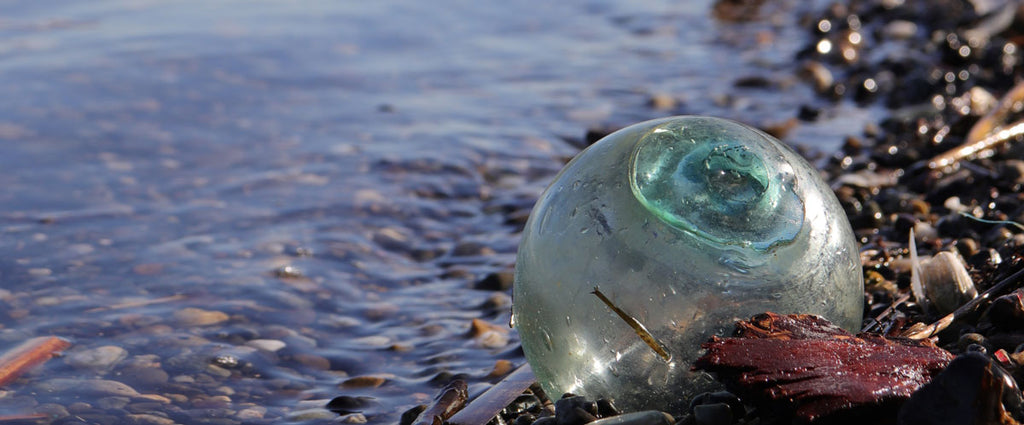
[513,116,863,413]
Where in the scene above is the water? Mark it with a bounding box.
[0,0,874,423]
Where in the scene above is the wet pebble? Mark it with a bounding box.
[37,378,140,398]
[173,308,229,327]
[246,339,286,352]
[587,411,673,425]
[554,395,599,425]
[475,271,515,291]
[126,413,175,425]
[67,345,128,372]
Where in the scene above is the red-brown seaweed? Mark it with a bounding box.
[694,313,954,423]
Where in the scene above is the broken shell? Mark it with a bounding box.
[910,230,978,314]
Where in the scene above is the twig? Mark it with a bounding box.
[447,364,537,425]
[903,266,1024,339]
[413,379,468,425]
[592,287,672,361]
[927,81,1024,172]
[0,336,71,387]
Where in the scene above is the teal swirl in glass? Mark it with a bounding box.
[513,116,863,414]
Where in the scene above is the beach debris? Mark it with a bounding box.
[903,265,1024,340]
[412,379,468,425]
[926,81,1024,173]
[447,364,536,425]
[898,352,1024,425]
[0,336,71,388]
[910,229,978,314]
[694,312,953,423]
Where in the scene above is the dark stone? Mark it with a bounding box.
[399,405,427,425]
[688,391,745,420]
[692,403,732,425]
[555,395,599,425]
[327,395,379,414]
[595,399,619,418]
[898,352,1024,424]
[533,416,558,425]
[475,271,515,291]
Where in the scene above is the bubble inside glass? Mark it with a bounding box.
[513,116,863,413]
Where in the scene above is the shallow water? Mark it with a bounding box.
[0,1,874,423]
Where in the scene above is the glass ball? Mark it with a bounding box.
[513,116,863,413]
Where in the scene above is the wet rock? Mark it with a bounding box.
[898,352,1024,424]
[987,289,1024,331]
[173,308,229,327]
[554,395,599,425]
[245,339,286,352]
[36,378,140,398]
[126,413,175,425]
[285,408,336,421]
[67,345,128,372]
[587,411,673,425]
[341,375,389,389]
[689,391,745,420]
[400,405,427,425]
[327,395,379,414]
[692,404,732,425]
[475,271,515,291]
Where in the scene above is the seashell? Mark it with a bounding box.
[909,229,978,314]
[512,116,864,413]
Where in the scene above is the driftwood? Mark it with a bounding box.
[0,336,71,387]
[447,364,537,425]
[413,379,468,425]
[694,313,953,423]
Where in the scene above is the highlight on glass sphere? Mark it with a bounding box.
[512,116,863,413]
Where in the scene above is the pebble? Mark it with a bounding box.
[285,408,336,421]
[126,414,175,425]
[236,407,266,420]
[474,271,515,291]
[341,375,388,389]
[67,345,128,371]
[342,413,368,423]
[587,411,674,425]
[37,378,139,398]
[245,339,286,352]
[173,307,229,326]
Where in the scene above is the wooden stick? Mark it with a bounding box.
[927,81,1024,172]
[447,364,537,425]
[904,266,1024,340]
[413,379,468,425]
[0,336,71,387]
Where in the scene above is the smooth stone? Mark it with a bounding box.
[285,408,336,421]
[67,346,128,371]
[588,411,675,425]
[126,414,175,425]
[236,407,266,420]
[173,307,229,326]
[246,339,286,352]
[693,403,732,425]
[37,378,139,398]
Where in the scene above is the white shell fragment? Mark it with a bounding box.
[909,229,978,314]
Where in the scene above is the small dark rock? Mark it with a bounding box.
[898,352,1024,424]
[533,416,558,425]
[555,396,599,425]
[688,391,744,420]
[987,290,1024,331]
[595,399,619,418]
[475,271,515,291]
[399,405,427,425]
[692,403,732,425]
[327,395,379,415]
